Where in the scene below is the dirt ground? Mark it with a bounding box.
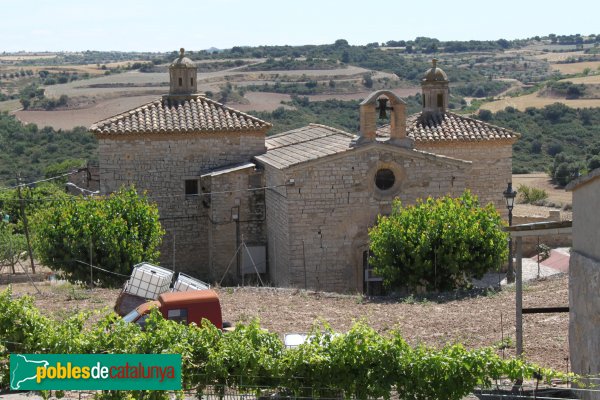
[513,173,572,206]
[14,95,158,130]
[1,272,569,373]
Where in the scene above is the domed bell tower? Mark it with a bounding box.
[421,59,449,116]
[169,48,198,97]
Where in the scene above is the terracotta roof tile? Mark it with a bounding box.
[90,95,271,135]
[376,111,519,142]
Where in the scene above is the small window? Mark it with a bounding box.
[185,179,198,196]
[178,77,183,86]
[190,77,194,86]
[167,308,188,324]
[437,93,444,107]
[422,96,425,107]
[375,169,395,191]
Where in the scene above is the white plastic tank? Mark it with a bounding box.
[123,263,174,299]
[172,273,210,292]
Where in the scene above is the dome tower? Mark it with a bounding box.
[169,48,198,96]
[421,59,449,115]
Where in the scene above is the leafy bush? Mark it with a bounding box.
[31,186,164,286]
[368,191,507,292]
[517,184,548,204]
[0,288,568,399]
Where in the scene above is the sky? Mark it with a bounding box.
[1,0,599,52]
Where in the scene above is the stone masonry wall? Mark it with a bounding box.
[97,132,266,279]
[206,165,267,284]
[268,144,470,293]
[416,142,513,218]
[264,166,290,287]
[569,251,600,400]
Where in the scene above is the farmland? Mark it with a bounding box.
[1,272,569,373]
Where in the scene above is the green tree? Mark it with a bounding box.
[0,222,27,273]
[368,191,507,292]
[31,186,164,286]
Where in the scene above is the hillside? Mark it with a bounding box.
[2,35,600,185]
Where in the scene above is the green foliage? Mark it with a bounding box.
[517,184,548,204]
[453,81,511,98]
[0,112,97,186]
[368,191,508,292]
[546,81,586,99]
[484,106,600,176]
[0,222,27,270]
[0,288,569,399]
[31,186,164,286]
[0,183,70,229]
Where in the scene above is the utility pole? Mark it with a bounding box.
[16,173,36,274]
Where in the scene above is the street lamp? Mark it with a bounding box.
[503,182,517,283]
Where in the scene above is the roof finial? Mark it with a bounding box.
[179,48,185,58]
[432,58,438,68]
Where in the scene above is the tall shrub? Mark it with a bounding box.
[368,191,507,292]
[31,186,164,286]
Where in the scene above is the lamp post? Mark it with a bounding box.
[503,182,517,283]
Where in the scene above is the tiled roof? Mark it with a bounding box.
[377,111,519,142]
[90,95,271,135]
[255,124,356,169]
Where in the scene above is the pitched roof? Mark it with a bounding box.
[376,111,519,142]
[255,124,356,169]
[90,95,271,136]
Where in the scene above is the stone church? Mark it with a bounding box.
[91,49,519,293]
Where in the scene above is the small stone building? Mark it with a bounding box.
[91,53,519,293]
[566,169,600,400]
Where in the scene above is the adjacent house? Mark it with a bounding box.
[566,168,600,400]
[91,50,519,293]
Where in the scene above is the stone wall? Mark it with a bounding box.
[513,212,572,256]
[97,132,266,279]
[264,143,470,293]
[416,141,513,218]
[569,251,600,400]
[204,164,267,284]
[264,166,290,287]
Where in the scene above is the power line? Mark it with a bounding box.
[0,170,79,192]
[0,182,291,203]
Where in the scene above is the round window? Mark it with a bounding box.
[375,169,395,190]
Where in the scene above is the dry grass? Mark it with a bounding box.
[559,74,600,84]
[0,55,58,61]
[530,51,585,62]
[551,61,600,74]
[480,92,600,112]
[2,273,570,372]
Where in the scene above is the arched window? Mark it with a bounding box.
[190,78,194,86]
[437,93,444,107]
[178,77,183,87]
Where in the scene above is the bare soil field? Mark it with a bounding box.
[235,92,294,112]
[1,273,569,372]
[513,173,572,206]
[14,95,158,129]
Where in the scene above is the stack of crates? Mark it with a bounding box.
[123,263,174,300]
[172,273,210,292]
